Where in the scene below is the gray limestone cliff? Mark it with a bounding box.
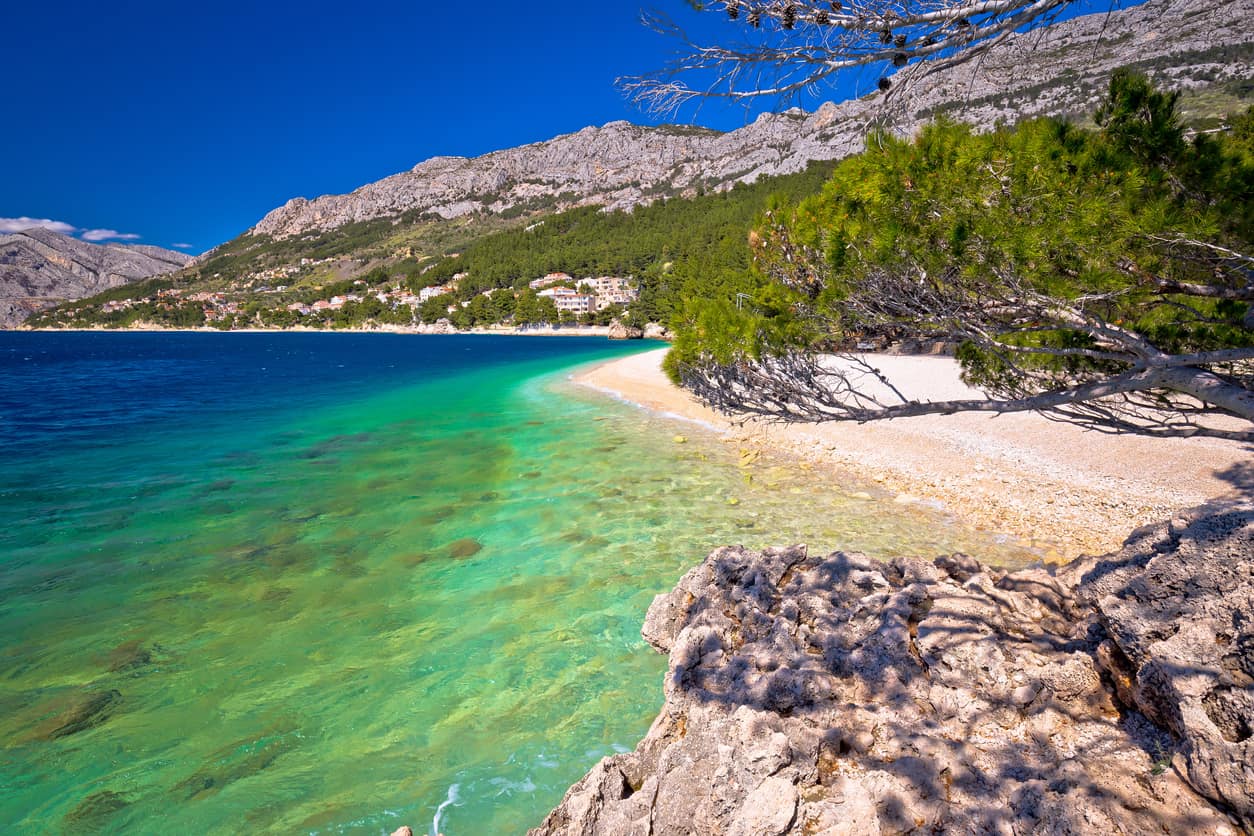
[0,228,191,327]
[247,0,1252,241]
[530,496,1253,834]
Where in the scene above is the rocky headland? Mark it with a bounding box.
[530,496,1253,834]
[0,228,190,327]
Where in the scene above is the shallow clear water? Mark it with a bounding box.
[0,333,1035,834]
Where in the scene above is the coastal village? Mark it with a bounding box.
[86,267,640,329]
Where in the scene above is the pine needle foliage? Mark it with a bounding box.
[669,71,1254,440]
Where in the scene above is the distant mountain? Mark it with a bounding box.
[245,0,1252,241]
[26,0,1253,333]
[0,228,191,327]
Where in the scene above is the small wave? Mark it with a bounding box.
[431,782,460,836]
[488,775,537,797]
[576,382,728,434]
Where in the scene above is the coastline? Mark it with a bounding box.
[573,348,1250,559]
[17,324,620,337]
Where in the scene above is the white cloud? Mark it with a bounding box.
[2,217,147,244]
[0,217,77,235]
[80,229,142,242]
[171,242,195,249]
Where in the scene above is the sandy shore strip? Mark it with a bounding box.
[575,348,1250,560]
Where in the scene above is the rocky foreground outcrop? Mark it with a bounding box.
[532,497,1253,835]
[1080,503,1254,826]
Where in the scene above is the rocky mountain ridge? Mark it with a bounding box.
[249,0,1252,240]
[0,229,191,328]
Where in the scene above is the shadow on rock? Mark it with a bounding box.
[531,496,1253,835]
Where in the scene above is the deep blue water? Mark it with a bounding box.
[0,332,644,457]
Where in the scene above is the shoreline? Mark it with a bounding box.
[573,348,1250,559]
[16,324,623,337]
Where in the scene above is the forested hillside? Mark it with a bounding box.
[28,162,837,330]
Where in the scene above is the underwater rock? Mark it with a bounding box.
[44,689,123,740]
[172,730,298,800]
[105,640,152,673]
[29,569,76,595]
[447,538,484,559]
[261,586,293,603]
[333,554,369,578]
[64,790,129,829]
[420,505,457,525]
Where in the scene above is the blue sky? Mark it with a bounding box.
[2,0,1119,253]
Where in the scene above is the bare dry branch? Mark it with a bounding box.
[620,0,1080,113]
[681,351,1254,442]
[690,212,1254,441]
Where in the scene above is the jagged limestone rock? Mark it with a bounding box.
[532,516,1251,834]
[415,318,457,335]
[1077,498,1254,827]
[607,320,643,340]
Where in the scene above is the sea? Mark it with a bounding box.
[0,332,1035,834]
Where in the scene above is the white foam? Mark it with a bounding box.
[431,782,460,836]
[577,381,727,434]
[489,775,538,796]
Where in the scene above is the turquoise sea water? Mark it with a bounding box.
[0,333,1035,834]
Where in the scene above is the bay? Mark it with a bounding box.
[0,332,1032,834]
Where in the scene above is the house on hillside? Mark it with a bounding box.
[419,285,453,302]
[529,272,573,290]
[538,286,598,315]
[576,276,638,310]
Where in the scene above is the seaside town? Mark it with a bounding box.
[73,267,640,330]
